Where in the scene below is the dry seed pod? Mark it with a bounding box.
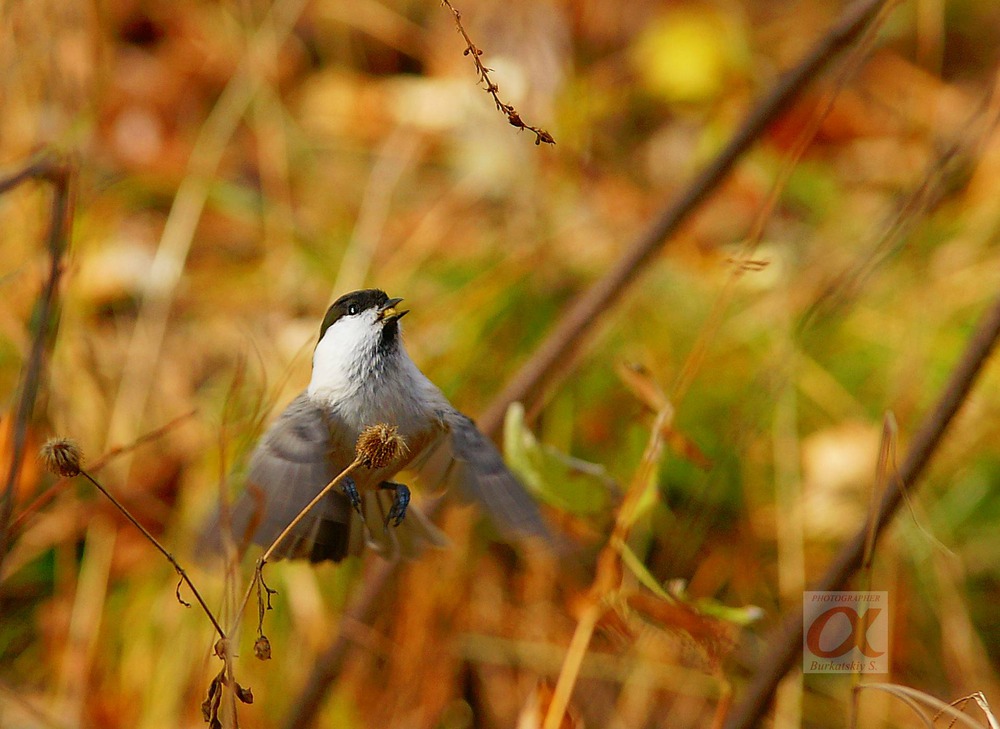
[39,437,83,477]
[355,424,407,469]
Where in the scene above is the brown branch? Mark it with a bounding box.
[724,291,1000,729]
[440,0,555,146]
[281,553,395,729]
[10,410,197,536]
[75,467,228,642]
[234,425,403,654]
[0,154,74,577]
[282,1,892,724]
[230,458,363,642]
[478,0,893,434]
[52,434,247,729]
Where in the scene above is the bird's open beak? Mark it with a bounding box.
[378,297,409,324]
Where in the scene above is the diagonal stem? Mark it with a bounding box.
[478,0,892,435]
[724,291,1000,729]
[0,157,73,578]
[78,471,227,642]
[229,460,363,639]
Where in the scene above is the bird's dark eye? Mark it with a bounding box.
[348,304,358,315]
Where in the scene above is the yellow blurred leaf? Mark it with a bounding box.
[629,8,747,103]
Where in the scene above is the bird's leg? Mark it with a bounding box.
[379,481,410,527]
[341,476,362,516]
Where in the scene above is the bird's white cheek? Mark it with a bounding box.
[307,341,352,405]
[306,315,381,406]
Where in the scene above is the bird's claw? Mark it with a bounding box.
[383,482,410,528]
[342,477,362,515]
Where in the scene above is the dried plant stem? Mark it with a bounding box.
[76,470,227,641]
[230,459,363,637]
[852,684,987,729]
[265,460,363,563]
[0,155,73,578]
[542,603,601,729]
[440,0,554,145]
[725,290,1000,729]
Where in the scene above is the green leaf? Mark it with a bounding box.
[613,536,674,601]
[504,403,614,516]
[668,580,765,626]
[693,598,764,626]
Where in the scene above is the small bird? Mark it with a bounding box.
[208,289,550,562]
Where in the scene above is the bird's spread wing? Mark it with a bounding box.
[225,393,356,561]
[201,392,447,563]
[437,408,551,541]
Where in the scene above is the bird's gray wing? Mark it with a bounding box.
[208,392,358,563]
[438,408,551,541]
[202,392,448,563]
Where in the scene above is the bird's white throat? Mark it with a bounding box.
[308,309,384,398]
[306,305,447,440]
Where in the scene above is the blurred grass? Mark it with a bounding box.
[3,0,1000,727]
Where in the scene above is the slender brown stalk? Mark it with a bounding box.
[265,460,363,564]
[74,469,227,641]
[0,155,74,578]
[440,0,555,145]
[235,424,404,645]
[724,291,1000,729]
[229,459,364,638]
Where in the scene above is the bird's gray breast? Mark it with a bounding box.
[317,366,446,473]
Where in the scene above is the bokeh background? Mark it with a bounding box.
[3,0,1000,727]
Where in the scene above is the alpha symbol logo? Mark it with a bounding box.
[803,592,888,673]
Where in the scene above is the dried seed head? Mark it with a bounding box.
[40,437,82,477]
[253,634,271,661]
[355,424,407,469]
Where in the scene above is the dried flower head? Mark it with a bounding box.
[355,424,407,469]
[39,437,82,477]
[253,634,271,661]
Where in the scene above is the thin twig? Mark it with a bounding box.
[264,459,364,563]
[0,155,73,578]
[724,290,1000,729]
[76,469,228,642]
[440,0,555,146]
[229,459,363,639]
[10,410,197,536]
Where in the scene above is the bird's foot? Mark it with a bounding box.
[341,476,362,515]
[381,481,410,528]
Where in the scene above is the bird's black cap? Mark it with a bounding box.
[319,289,390,341]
